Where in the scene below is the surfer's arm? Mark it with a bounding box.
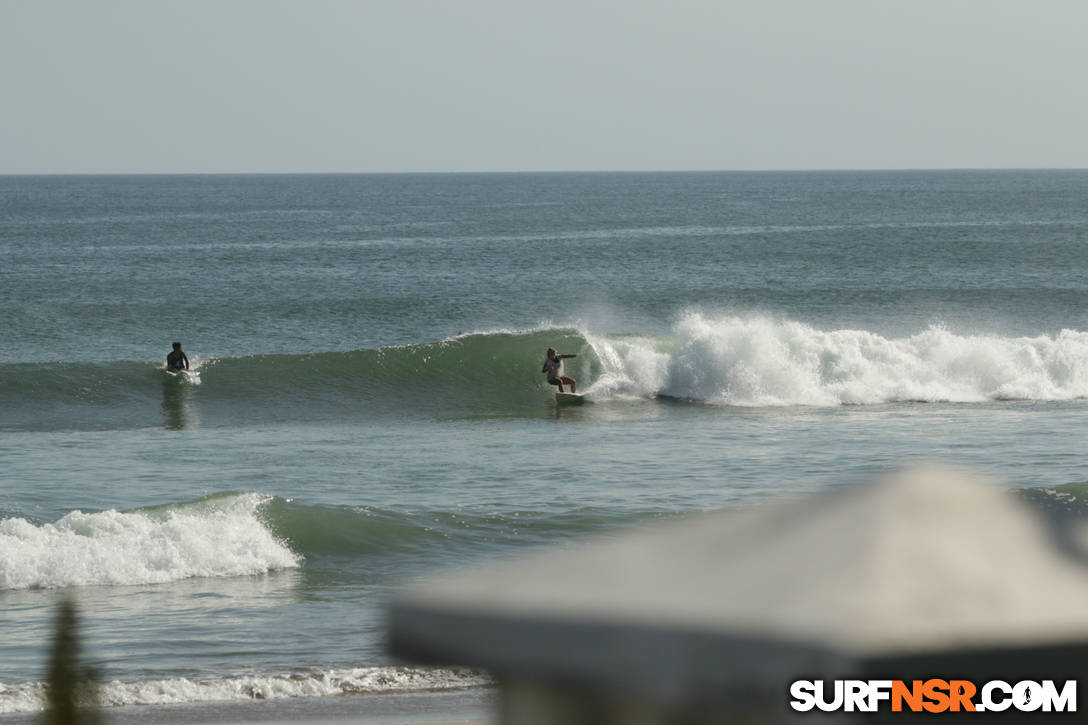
[560,354,577,359]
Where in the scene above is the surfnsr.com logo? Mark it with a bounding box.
[790,679,1077,713]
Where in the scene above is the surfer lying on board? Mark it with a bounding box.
[542,348,577,393]
[167,342,190,371]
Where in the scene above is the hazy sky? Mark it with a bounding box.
[2,0,1086,173]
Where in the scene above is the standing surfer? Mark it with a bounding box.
[167,342,190,371]
[542,348,577,393]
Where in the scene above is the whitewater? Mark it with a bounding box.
[586,314,1088,405]
[0,494,298,590]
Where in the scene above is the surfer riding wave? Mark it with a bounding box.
[542,348,577,393]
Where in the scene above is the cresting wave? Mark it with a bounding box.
[6,482,1083,592]
[5,315,1088,430]
[0,666,492,714]
[0,493,667,590]
[0,493,299,590]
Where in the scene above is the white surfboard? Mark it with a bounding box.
[165,368,200,384]
[555,392,585,405]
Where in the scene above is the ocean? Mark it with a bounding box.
[3,170,1088,720]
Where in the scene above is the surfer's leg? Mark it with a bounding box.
[562,376,576,393]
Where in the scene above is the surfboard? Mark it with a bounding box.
[555,392,585,405]
[165,368,200,383]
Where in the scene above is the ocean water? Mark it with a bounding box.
[3,170,1088,718]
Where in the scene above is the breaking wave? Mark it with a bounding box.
[587,313,1088,406]
[0,493,670,590]
[0,493,299,590]
[5,315,1088,430]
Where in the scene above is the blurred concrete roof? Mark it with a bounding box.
[389,466,1088,698]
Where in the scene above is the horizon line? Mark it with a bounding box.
[2,166,1087,177]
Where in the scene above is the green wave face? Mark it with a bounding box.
[256,496,679,564]
[13,314,1088,432]
[1,490,676,590]
[0,328,596,431]
[1014,482,1088,517]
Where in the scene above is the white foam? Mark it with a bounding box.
[583,332,671,400]
[586,313,1088,406]
[0,493,300,590]
[0,667,491,714]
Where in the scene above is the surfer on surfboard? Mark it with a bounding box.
[167,342,190,372]
[542,348,577,393]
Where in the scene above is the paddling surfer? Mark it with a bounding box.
[542,348,577,393]
[166,342,190,371]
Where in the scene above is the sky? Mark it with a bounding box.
[1,0,1086,174]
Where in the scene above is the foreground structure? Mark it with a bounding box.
[390,467,1088,722]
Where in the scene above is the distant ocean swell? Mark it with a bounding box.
[5,315,1088,430]
[0,493,669,590]
[0,666,492,714]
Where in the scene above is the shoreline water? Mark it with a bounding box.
[0,688,495,725]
